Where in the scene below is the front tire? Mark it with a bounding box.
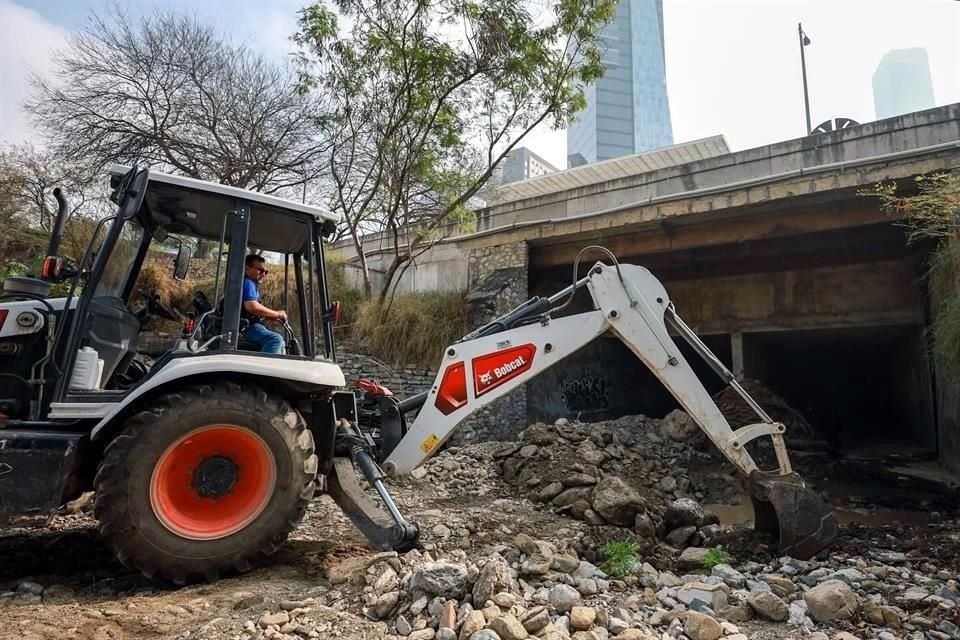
[93,382,317,583]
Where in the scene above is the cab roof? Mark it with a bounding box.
[110,165,338,223]
[110,165,339,253]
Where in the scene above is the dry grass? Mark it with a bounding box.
[927,244,960,378]
[352,291,467,366]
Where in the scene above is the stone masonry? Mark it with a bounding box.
[453,241,530,444]
[337,351,436,398]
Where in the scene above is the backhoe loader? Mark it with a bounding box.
[0,166,835,583]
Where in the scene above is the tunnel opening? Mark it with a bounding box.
[742,325,936,459]
[526,331,731,424]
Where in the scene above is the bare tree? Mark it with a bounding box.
[0,143,103,231]
[27,8,328,197]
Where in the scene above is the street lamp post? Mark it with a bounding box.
[798,22,812,134]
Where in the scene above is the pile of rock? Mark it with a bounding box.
[306,532,666,640]
[492,417,729,549]
[403,443,507,501]
[630,546,960,640]
[309,523,960,640]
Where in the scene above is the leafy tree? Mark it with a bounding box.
[294,0,616,300]
[27,9,327,196]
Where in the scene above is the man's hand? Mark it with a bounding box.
[275,310,288,322]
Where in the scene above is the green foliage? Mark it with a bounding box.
[352,290,468,367]
[294,0,616,301]
[861,172,960,245]
[600,540,640,578]
[2,261,28,278]
[702,545,731,571]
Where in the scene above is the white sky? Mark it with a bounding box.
[2,0,959,168]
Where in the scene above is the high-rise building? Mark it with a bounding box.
[567,0,673,167]
[497,147,559,184]
[872,48,935,120]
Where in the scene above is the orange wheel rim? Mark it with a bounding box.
[150,425,277,540]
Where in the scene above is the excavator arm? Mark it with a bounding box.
[329,258,837,559]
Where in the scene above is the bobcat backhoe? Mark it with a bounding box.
[0,166,835,584]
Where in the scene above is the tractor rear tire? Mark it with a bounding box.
[93,382,317,584]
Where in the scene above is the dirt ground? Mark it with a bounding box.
[0,434,957,640]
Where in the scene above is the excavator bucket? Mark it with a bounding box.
[748,470,837,560]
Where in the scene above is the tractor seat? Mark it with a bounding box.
[192,294,262,352]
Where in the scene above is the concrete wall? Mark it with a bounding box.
[338,242,468,295]
[666,258,925,334]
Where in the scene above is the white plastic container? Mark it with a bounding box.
[70,347,104,390]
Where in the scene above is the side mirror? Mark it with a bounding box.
[173,244,192,281]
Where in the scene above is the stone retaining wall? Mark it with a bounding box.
[337,351,436,397]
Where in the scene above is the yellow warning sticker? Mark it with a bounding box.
[420,434,440,454]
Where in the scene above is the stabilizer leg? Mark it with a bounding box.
[328,422,419,551]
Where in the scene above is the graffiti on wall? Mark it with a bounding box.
[560,371,610,413]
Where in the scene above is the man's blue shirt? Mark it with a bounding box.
[242,276,259,303]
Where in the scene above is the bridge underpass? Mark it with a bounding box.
[526,207,938,460]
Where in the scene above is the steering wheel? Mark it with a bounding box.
[138,288,178,321]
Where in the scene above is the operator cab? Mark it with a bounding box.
[0,165,341,418]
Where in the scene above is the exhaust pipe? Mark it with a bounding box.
[47,188,69,257]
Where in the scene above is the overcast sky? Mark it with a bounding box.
[2,0,958,169]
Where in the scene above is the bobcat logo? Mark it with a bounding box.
[479,372,493,385]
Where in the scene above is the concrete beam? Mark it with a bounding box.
[529,202,890,269]
[665,257,925,336]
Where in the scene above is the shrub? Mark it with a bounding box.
[600,539,640,578]
[702,545,731,571]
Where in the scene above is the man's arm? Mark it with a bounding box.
[243,300,287,321]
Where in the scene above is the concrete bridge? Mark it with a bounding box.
[334,104,960,470]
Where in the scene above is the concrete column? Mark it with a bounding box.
[731,332,744,380]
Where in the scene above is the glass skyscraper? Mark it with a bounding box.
[872,48,935,120]
[567,0,673,167]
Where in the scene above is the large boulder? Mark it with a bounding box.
[591,476,647,526]
[677,547,711,571]
[663,498,706,531]
[665,526,697,548]
[548,583,581,613]
[489,614,529,640]
[411,562,469,598]
[459,611,487,640]
[661,409,700,442]
[746,591,789,622]
[473,555,515,605]
[553,486,594,508]
[803,579,859,622]
[683,612,722,640]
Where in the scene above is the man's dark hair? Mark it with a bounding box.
[245,254,265,267]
